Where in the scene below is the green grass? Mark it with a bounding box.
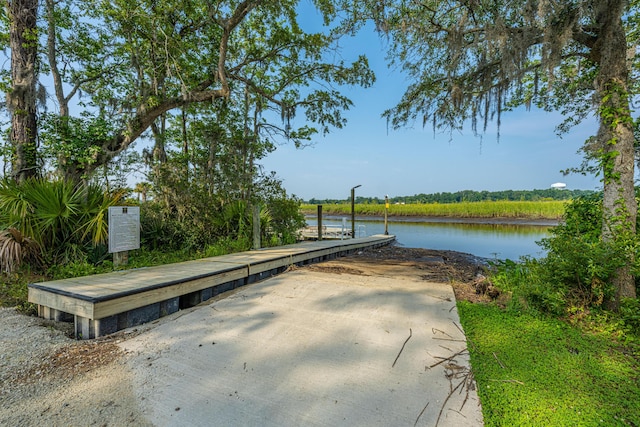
[457,301,640,426]
[301,201,566,219]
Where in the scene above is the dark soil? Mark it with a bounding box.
[308,243,501,304]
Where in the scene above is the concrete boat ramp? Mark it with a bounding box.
[120,247,483,426]
[28,234,484,426]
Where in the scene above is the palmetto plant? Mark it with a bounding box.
[0,227,40,274]
[0,178,124,269]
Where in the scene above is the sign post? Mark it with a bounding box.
[108,206,140,267]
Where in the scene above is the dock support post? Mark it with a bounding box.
[113,251,128,267]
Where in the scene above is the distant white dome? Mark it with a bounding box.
[551,182,567,189]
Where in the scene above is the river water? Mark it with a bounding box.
[305,217,554,261]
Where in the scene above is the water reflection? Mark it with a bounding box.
[306,218,552,260]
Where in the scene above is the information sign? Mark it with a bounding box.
[108,206,140,253]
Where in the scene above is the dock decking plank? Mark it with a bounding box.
[28,234,395,338]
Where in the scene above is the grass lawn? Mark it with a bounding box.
[457,301,640,426]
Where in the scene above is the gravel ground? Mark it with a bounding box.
[0,308,151,426]
[0,246,487,426]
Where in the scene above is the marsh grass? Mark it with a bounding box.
[458,302,640,426]
[301,201,565,219]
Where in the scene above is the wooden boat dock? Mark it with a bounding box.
[28,234,395,339]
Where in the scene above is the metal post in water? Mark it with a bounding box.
[351,184,361,239]
[384,195,389,235]
[317,204,323,241]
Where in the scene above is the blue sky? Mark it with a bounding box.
[260,5,604,201]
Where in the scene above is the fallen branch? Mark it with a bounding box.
[428,348,468,369]
[435,373,468,427]
[453,321,478,352]
[489,379,524,385]
[452,321,465,335]
[493,352,506,369]
[392,328,412,368]
[432,328,453,338]
[413,401,429,427]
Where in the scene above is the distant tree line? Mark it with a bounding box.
[307,189,597,205]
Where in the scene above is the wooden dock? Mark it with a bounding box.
[299,225,352,240]
[28,235,395,339]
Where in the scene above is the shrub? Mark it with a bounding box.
[266,195,305,245]
[0,178,124,270]
[490,192,639,315]
[620,298,640,335]
[0,228,41,275]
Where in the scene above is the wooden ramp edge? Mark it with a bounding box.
[28,234,395,339]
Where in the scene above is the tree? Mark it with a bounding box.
[348,0,638,308]
[39,0,373,180]
[5,0,40,182]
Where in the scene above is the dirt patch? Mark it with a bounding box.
[315,244,496,304]
[307,264,367,276]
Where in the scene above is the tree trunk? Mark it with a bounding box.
[7,0,39,183]
[595,0,637,309]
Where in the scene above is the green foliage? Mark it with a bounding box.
[47,259,111,280]
[266,194,306,245]
[620,298,640,335]
[0,276,33,313]
[0,178,124,270]
[458,302,640,426]
[308,189,595,205]
[489,193,640,315]
[489,258,567,316]
[39,113,116,177]
[139,200,210,252]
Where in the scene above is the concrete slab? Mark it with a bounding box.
[120,268,483,426]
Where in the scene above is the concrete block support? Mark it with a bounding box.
[201,287,213,302]
[118,303,161,330]
[160,297,179,316]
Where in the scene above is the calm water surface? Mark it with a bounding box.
[306,217,552,260]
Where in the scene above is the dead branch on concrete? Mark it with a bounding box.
[452,321,465,335]
[435,372,469,427]
[392,328,412,368]
[431,328,453,338]
[428,348,468,369]
[413,401,429,427]
[453,321,478,351]
[432,337,466,342]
